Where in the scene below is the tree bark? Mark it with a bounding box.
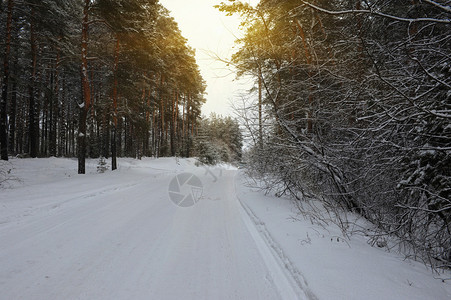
[170,89,177,156]
[49,48,60,157]
[58,75,66,157]
[8,26,18,155]
[158,74,165,157]
[78,0,91,174]
[1,0,14,161]
[8,70,17,155]
[258,69,263,149]
[28,7,38,158]
[111,36,119,170]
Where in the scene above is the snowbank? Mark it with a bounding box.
[235,171,451,300]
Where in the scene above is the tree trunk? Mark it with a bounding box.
[158,74,165,157]
[8,73,16,155]
[117,116,122,157]
[151,107,155,156]
[170,89,177,156]
[1,0,14,161]
[28,8,38,158]
[8,43,18,155]
[42,66,50,156]
[185,93,191,157]
[50,49,60,157]
[78,107,87,174]
[78,0,91,174]
[258,70,263,149]
[58,75,66,157]
[111,36,120,170]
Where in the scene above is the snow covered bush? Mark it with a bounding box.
[0,160,17,188]
[97,157,108,173]
[224,0,450,269]
[194,114,243,165]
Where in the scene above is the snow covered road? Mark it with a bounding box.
[2,157,450,300]
[0,158,307,300]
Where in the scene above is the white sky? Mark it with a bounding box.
[160,0,258,117]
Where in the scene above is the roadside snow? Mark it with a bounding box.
[235,172,451,300]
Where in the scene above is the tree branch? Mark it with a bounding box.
[300,1,451,24]
[423,0,451,14]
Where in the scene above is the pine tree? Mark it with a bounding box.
[0,0,13,161]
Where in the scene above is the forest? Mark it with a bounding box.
[0,0,449,271]
[217,0,450,269]
[0,0,215,173]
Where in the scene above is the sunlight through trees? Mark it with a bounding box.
[0,0,206,172]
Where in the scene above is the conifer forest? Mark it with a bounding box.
[0,0,209,173]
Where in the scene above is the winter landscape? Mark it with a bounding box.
[0,0,450,299]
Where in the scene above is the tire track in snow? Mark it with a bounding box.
[0,175,167,256]
[234,173,318,300]
[0,174,156,229]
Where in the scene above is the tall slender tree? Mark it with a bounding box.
[0,0,14,160]
[78,0,92,174]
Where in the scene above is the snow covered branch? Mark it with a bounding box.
[300,1,451,24]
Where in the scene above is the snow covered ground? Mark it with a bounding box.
[0,157,450,299]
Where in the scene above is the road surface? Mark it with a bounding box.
[0,159,306,299]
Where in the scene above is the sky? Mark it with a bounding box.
[160,0,258,118]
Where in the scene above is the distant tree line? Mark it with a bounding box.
[218,0,450,268]
[194,113,243,165]
[0,0,206,173]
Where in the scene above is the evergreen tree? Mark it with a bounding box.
[0,0,206,166]
[194,114,243,165]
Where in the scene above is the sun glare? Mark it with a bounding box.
[160,0,259,117]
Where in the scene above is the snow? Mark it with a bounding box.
[0,157,450,299]
[235,175,451,300]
